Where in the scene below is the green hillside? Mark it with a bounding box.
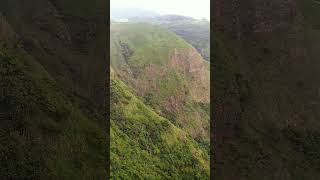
[130,15,210,62]
[110,74,209,179]
[111,22,210,145]
[110,22,210,178]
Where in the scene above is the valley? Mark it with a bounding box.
[110,22,210,179]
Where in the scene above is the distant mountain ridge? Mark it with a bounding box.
[127,14,210,62]
[111,8,210,62]
[111,7,160,20]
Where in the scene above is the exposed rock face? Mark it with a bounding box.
[165,47,210,141]
[170,48,204,74]
[170,48,210,103]
[164,96,179,113]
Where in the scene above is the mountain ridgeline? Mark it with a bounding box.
[111,11,210,62]
[110,22,210,178]
[129,15,210,62]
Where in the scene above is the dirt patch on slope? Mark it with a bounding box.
[170,47,210,103]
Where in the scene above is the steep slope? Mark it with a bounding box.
[110,22,210,146]
[0,0,107,178]
[164,20,210,62]
[213,0,320,179]
[110,73,209,179]
[110,22,210,178]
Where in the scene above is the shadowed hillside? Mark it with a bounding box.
[0,0,107,179]
[213,0,320,179]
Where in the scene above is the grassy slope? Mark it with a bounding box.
[130,17,210,62]
[110,22,210,178]
[110,74,209,179]
[111,22,190,67]
[110,23,210,146]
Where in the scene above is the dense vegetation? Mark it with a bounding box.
[111,23,210,144]
[110,75,209,179]
[110,22,210,178]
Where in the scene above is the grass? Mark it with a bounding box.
[110,75,209,179]
[110,22,210,146]
[130,16,210,61]
[111,22,190,67]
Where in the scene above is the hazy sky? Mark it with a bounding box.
[111,0,210,20]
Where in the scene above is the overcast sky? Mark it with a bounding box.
[111,0,210,20]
